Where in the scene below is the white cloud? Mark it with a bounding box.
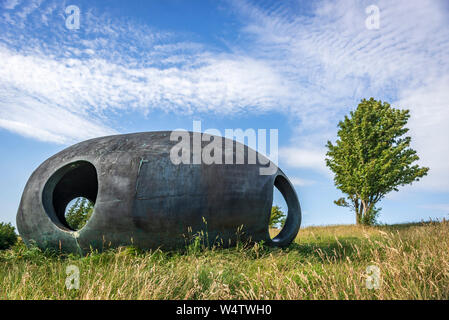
[16,0,42,19]
[0,43,290,143]
[3,0,21,10]
[0,0,291,144]
[289,177,316,187]
[0,91,117,144]
[235,0,449,123]
[280,147,329,175]
[396,76,449,191]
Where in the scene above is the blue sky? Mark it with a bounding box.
[1,0,449,228]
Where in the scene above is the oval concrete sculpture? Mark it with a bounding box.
[17,131,301,254]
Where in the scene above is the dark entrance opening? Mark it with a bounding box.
[42,161,98,231]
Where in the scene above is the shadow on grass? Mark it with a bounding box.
[286,238,365,262]
[286,221,437,262]
[378,221,435,232]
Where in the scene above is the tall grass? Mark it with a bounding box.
[1,220,448,299]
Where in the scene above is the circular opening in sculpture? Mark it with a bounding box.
[42,161,98,231]
[64,197,95,231]
[268,174,301,247]
[269,184,288,239]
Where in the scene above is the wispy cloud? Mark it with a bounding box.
[233,0,449,191]
[396,76,449,191]
[289,177,316,187]
[3,0,21,10]
[0,0,293,144]
[234,0,449,128]
[280,147,329,175]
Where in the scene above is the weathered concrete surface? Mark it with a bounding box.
[17,131,301,254]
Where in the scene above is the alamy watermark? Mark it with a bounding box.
[365,5,380,30]
[365,265,381,289]
[169,121,278,175]
[65,5,80,30]
[65,265,80,290]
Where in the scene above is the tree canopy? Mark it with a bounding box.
[0,222,17,250]
[325,98,429,225]
[270,205,286,228]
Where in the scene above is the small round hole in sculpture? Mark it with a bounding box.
[64,197,95,231]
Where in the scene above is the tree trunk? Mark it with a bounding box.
[360,199,367,225]
[356,212,362,225]
[361,200,375,225]
[356,205,362,225]
[354,198,362,225]
[353,196,377,226]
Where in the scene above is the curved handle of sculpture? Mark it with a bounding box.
[271,172,302,247]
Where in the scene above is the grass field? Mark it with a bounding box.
[1,220,448,300]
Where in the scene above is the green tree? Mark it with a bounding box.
[65,197,94,230]
[0,222,17,250]
[270,205,286,228]
[325,98,429,225]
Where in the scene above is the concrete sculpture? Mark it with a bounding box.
[17,131,301,254]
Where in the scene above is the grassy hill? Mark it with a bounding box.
[1,220,448,299]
